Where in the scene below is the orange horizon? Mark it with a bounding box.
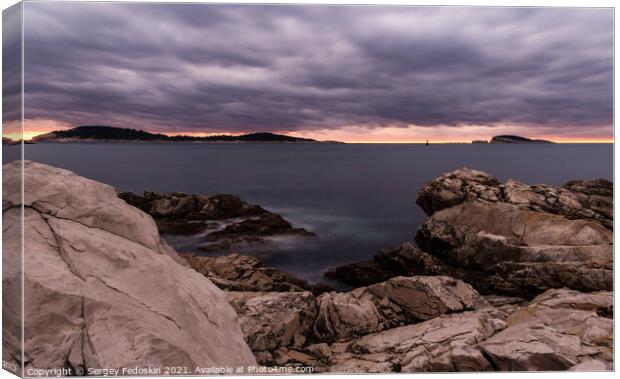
[3,120,614,144]
[3,131,613,144]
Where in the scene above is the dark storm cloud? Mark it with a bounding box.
[22,3,613,135]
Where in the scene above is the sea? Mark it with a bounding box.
[3,142,613,287]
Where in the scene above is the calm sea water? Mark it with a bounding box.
[4,143,613,286]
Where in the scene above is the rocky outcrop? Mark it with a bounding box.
[183,253,332,295]
[408,168,613,298]
[416,167,612,229]
[227,291,318,362]
[480,289,613,371]
[306,309,506,372]
[313,276,488,342]
[416,168,502,217]
[329,167,612,297]
[279,289,612,373]
[415,201,612,298]
[119,191,314,253]
[2,161,256,374]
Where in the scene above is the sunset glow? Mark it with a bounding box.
[7,120,613,144]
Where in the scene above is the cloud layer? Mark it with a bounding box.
[22,3,613,139]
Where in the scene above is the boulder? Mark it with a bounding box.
[227,291,318,357]
[416,168,502,216]
[2,161,256,374]
[415,201,612,297]
[313,276,488,342]
[529,288,612,317]
[480,288,613,371]
[184,253,332,295]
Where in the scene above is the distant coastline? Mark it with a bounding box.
[31,125,344,144]
[4,127,608,145]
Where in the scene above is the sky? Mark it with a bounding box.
[8,3,615,142]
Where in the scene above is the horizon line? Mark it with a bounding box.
[3,128,614,145]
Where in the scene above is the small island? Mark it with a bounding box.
[473,135,554,144]
[32,125,342,144]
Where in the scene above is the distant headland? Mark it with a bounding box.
[31,125,343,144]
[472,135,554,144]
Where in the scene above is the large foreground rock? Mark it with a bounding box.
[480,289,613,371]
[313,276,488,342]
[2,161,256,374]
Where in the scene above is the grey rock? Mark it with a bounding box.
[227,291,318,354]
[309,309,505,373]
[480,288,613,371]
[416,201,612,297]
[416,167,612,229]
[2,161,256,373]
[313,276,488,342]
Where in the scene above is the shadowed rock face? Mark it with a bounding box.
[183,253,332,295]
[2,161,256,374]
[118,191,315,253]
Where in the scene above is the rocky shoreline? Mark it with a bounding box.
[328,168,612,299]
[118,191,315,254]
[2,161,613,374]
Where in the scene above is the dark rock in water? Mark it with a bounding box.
[206,213,315,241]
[118,191,314,252]
[324,261,395,287]
[118,191,267,234]
[183,253,332,296]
